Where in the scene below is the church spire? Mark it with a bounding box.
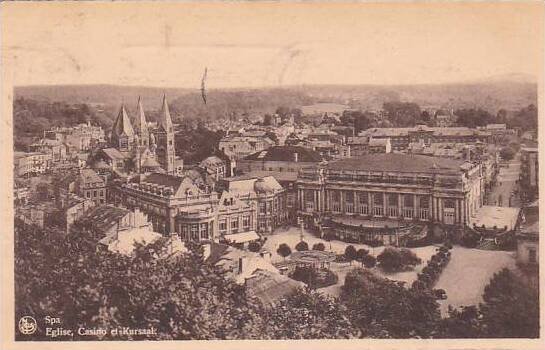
[111,104,135,151]
[158,93,173,133]
[134,96,149,146]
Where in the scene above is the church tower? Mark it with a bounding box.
[111,104,134,151]
[134,96,150,147]
[154,94,176,174]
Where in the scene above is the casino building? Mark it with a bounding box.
[297,153,484,235]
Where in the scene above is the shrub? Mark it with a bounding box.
[312,242,325,251]
[248,241,261,252]
[295,241,309,251]
[289,266,338,289]
[344,245,357,265]
[277,243,292,260]
[377,247,421,272]
[361,254,376,268]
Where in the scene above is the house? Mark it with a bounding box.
[517,200,539,267]
[77,168,107,205]
[199,156,227,180]
[237,145,323,175]
[368,138,392,154]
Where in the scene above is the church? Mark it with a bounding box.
[92,95,183,177]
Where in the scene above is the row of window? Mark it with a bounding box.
[86,189,104,198]
[219,215,252,233]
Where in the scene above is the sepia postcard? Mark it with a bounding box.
[1,1,544,350]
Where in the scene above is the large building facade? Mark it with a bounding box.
[358,125,491,151]
[297,154,484,228]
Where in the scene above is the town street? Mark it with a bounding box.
[486,154,522,208]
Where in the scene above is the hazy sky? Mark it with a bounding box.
[2,2,543,88]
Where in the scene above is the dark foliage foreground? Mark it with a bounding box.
[15,220,538,340]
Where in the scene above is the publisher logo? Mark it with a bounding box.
[18,316,37,335]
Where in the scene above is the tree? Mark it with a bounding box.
[479,268,539,338]
[248,241,261,253]
[295,241,309,251]
[344,245,357,265]
[277,243,292,260]
[341,268,440,338]
[361,254,376,268]
[439,268,539,338]
[499,147,515,161]
[14,220,268,340]
[312,242,325,251]
[382,101,421,127]
[355,248,369,266]
[377,247,421,272]
[264,288,358,339]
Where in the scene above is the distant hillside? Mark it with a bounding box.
[13,78,537,122]
[13,85,195,110]
[298,80,537,113]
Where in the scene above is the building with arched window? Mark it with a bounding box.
[297,153,484,231]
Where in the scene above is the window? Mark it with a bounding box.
[86,191,91,198]
[243,216,250,229]
[528,248,537,263]
[219,219,227,232]
[93,190,97,197]
[200,223,209,240]
[181,225,188,240]
[259,202,266,214]
[403,194,413,207]
[359,193,368,204]
[332,191,340,202]
[388,194,398,206]
[419,196,430,208]
[100,190,104,197]
[373,193,383,206]
[345,192,354,203]
[191,224,199,240]
[231,218,239,230]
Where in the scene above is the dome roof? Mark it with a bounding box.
[254,178,274,194]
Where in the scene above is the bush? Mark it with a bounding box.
[356,248,369,264]
[295,241,309,251]
[361,254,376,268]
[248,241,261,252]
[289,266,338,289]
[344,245,357,265]
[277,243,292,260]
[461,234,479,248]
[312,242,325,251]
[377,247,421,272]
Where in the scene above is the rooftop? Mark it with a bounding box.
[328,153,467,173]
[80,205,130,235]
[243,145,322,162]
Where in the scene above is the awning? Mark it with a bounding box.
[224,231,260,244]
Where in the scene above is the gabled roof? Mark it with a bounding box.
[101,148,126,160]
[80,205,130,236]
[79,168,104,185]
[112,105,134,138]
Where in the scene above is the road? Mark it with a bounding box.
[486,154,521,208]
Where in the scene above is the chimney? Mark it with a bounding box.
[294,152,299,162]
[238,256,248,275]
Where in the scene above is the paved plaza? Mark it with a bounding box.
[263,226,518,316]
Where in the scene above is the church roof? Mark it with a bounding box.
[112,105,134,138]
[134,96,149,137]
[157,94,173,133]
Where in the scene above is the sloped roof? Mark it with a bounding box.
[144,173,185,189]
[245,269,304,305]
[79,168,104,185]
[243,146,322,162]
[328,153,466,173]
[80,205,130,235]
[369,138,390,147]
[133,96,149,137]
[101,148,126,160]
[141,157,161,168]
[112,105,134,138]
[157,94,173,132]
